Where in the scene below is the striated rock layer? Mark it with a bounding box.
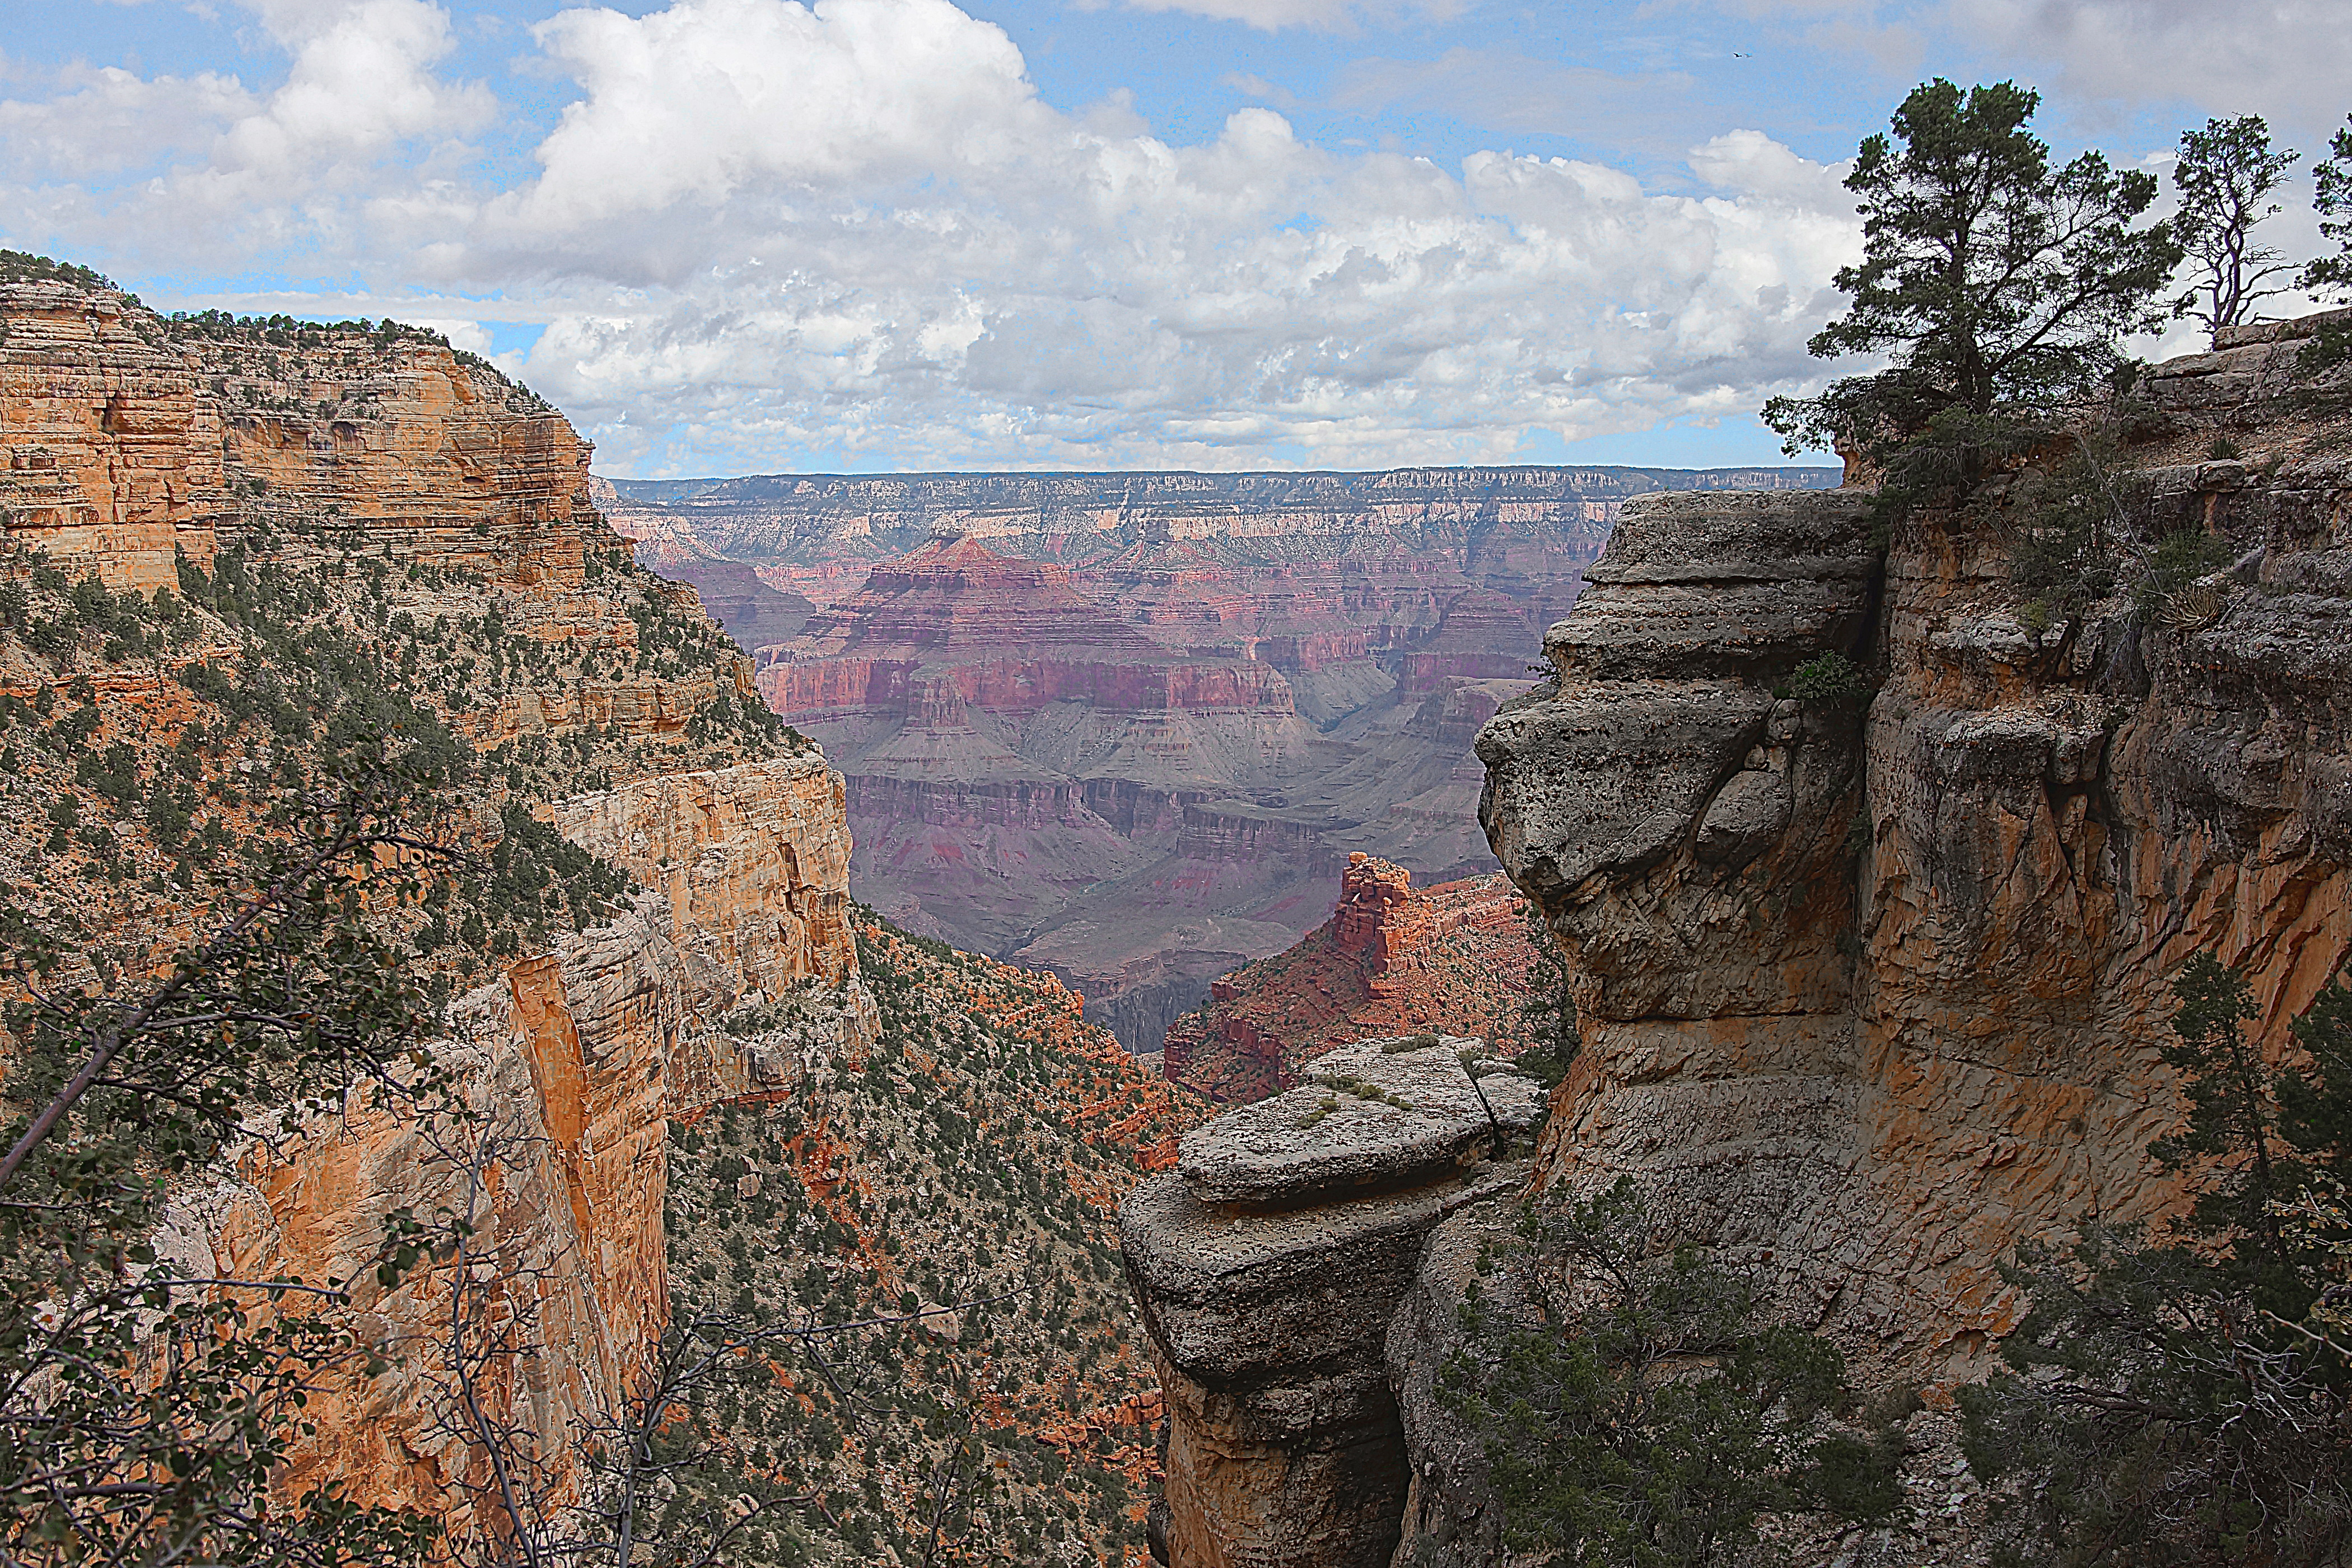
[1121,1038,1543,1568]
[1114,311,2352,1567]
[623,465,1841,1049]
[1472,322,2352,1393]
[2,272,869,1531]
[1163,853,1542,1102]
[3,280,592,593]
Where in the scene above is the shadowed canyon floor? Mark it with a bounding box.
[603,465,1840,1049]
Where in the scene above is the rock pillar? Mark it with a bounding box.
[1119,1035,1544,1567]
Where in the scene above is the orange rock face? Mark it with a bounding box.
[2,280,592,595]
[1162,853,1540,1102]
[2,274,867,1536]
[0,281,225,589]
[1473,315,2352,1394]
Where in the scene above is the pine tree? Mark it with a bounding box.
[1764,80,2180,491]
[2169,115,2300,343]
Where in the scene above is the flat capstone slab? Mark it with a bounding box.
[1178,1035,1547,1210]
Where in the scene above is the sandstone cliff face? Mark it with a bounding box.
[176,902,687,1526]
[1125,316,2351,1567]
[555,755,875,1105]
[3,280,590,593]
[1163,854,1541,1102]
[1,274,868,1534]
[1465,317,2351,1401]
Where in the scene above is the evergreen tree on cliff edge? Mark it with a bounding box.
[1764,78,2181,494]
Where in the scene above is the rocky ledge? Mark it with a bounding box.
[1121,1035,1542,1567]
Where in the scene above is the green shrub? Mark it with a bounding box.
[1441,1177,1900,1565]
[1787,652,1872,705]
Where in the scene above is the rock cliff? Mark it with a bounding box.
[3,279,591,594]
[1,269,866,1532]
[1163,854,1542,1102]
[1475,319,2352,1388]
[1391,315,2352,1559]
[1121,1037,1544,1568]
[1130,314,2352,1566]
[615,465,1841,1050]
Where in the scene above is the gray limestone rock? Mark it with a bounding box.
[1177,1035,1546,1208]
[1121,1035,1544,1568]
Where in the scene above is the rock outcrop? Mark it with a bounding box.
[1121,1037,1543,1567]
[1469,325,2352,1399]
[1121,312,2352,1568]
[1163,854,1542,1102]
[616,465,1842,1049]
[1,270,868,1534]
[1420,309,2352,1556]
[2,280,591,593]
[554,755,875,1103]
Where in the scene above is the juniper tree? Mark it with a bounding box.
[1764,79,2180,493]
[2302,113,2352,300]
[1959,958,2352,1567]
[1439,1178,1901,1567]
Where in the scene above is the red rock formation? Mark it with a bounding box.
[1162,854,1541,1101]
[615,470,1845,1050]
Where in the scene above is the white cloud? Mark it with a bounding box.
[1948,0,2352,139]
[427,3,1861,471]
[207,0,493,183]
[4,0,1866,474]
[0,0,491,260]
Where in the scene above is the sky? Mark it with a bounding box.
[2,0,2347,478]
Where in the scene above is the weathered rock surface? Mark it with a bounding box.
[1122,1037,1539,1567]
[192,900,687,1525]
[618,466,1842,1048]
[1466,315,2352,1422]
[1164,855,1544,1102]
[2,280,591,593]
[2,273,870,1535]
[554,754,875,1102]
[1180,1037,1544,1206]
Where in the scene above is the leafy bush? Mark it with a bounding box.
[1786,652,1872,706]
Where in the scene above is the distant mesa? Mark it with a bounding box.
[1163,853,1543,1102]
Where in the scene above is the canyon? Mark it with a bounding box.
[20,241,2348,1568]
[603,463,1841,1050]
[1122,314,2352,1566]
[0,264,1193,1563]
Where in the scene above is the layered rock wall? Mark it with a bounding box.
[2,279,591,593]
[2,273,869,1536]
[1470,319,2352,1402]
[1121,1038,1544,1567]
[623,466,1841,1049]
[182,902,689,1523]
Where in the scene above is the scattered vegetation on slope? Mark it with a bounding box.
[653,912,1202,1566]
